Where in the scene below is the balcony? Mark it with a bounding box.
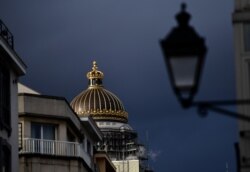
[20,138,92,167]
[0,19,14,49]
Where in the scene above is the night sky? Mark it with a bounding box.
[0,1,237,171]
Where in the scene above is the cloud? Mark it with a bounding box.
[148,149,162,162]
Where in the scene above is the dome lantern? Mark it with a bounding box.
[87,61,104,87]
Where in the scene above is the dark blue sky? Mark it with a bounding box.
[1,1,237,171]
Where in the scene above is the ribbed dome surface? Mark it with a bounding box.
[70,61,128,122]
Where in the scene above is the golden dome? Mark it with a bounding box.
[70,61,128,122]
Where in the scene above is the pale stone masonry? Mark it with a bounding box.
[18,92,102,172]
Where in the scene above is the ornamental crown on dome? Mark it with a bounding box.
[86,61,104,79]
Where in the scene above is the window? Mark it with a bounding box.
[31,123,55,140]
[0,62,10,134]
[67,128,75,142]
[0,137,11,172]
[81,134,85,150]
[2,146,11,172]
[87,140,92,155]
[243,23,250,52]
[31,123,56,153]
[92,79,102,85]
[89,79,102,86]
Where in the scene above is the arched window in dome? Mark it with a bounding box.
[89,78,102,86]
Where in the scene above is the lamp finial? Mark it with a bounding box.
[181,3,186,11]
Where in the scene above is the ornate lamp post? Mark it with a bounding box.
[160,3,250,122]
[160,3,206,108]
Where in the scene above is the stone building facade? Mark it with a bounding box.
[18,89,103,172]
[0,19,26,172]
[233,1,250,171]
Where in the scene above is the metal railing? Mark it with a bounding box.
[18,123,22,150]
[0,19,14,49]
[20,138,92,167]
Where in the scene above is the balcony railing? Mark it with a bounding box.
[20,138,92,167]
[0,19,14,49]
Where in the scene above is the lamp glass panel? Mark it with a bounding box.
[170,56,198,88]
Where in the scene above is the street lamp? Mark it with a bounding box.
[160,3,250,122]
[160,3,206,108]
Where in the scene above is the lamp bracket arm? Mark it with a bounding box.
[192,99,250,106]
[190,99,250,122]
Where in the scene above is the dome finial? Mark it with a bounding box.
[87,60,104,80]
[176,2,191,27]
[92,61,98,71]
[181,2,186,11]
